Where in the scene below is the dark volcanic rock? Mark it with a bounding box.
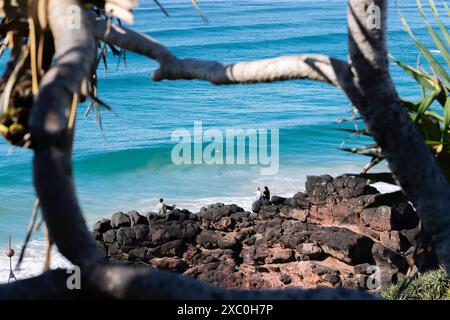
[271,196,286,205]
[181,220,201,240]
[259,205,280,220]
[128,210,149,227]
[103,229,117,243]
[133,224,150,242]
[196,230,222,249]
[155,240,185,257]
[116,227,136,246]
[217,235,240,250]
[93,219,111,233]
[333,175,375,199]
[149,221,183,244]
[280,274,292,285]
[252,200,262,214]
[305,175,335,203]
[380,231,411,252]
[199,203,244,222]
[107,242,121,258]
[361,203,419,232]
[372,243,408,273]
[310,226,374,265]
[293,192,310,208]
[128,247,148,260]
[111,212,131,228]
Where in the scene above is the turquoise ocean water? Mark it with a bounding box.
[0,0,446,279]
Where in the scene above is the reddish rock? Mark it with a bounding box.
[265,248,294,264]
[309,226,374,265]
[380,231,411,252]
[150,257,188,273]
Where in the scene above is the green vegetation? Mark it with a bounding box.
[381,266,449,300]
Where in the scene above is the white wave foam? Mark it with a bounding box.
[0,239,72,284]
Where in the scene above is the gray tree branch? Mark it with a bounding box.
[29,0,100,268]
[93,17,353,88]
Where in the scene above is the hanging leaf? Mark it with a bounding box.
[390,54,440,91]
[417,0,450,68]
[415,89,441,122]
[428,0,450,45]
[443,0,450,16]
[400,11,450,88]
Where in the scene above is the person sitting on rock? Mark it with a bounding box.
[155,198,176,215]
[263,186,270,201]
[253,187,262,201]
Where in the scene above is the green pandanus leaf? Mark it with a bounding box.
[400,10,450,88]
[417,0,450,68]
[428,0,450,45]
[415,89,442,123]
[443,0,450,16]
[390,54,441,91]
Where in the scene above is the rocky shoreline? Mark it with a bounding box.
[92,175,437,292]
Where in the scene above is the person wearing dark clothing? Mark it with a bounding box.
[263,186,270,201]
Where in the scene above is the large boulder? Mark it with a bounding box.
[305,175,335,203]
[133,224,150,242]
[270,196,286,205]
[333,175,377,199]
[361,203,419,232]
[296,243,325,260]
[380,231,411,252]
[293,192,310,208]
[371,243,408,273]
[240,246,271,265]
[252,200,262,213]
[258,204,280,220]
[217,235,240,250]
[309,226,374,265]
[111,212,131,228]
[152,240,185,257]
[181,220,201,240]
[149,221,183,244]
[196,230,222,249]
[93,219,112,233]
[265,248,294,264]
[198,203,244,222]
[116,227,137,246]
[102,229,116,243]
[128,210,148,227]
